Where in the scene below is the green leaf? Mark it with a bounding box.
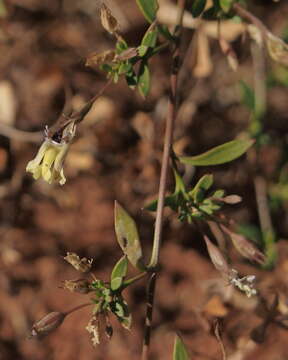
[116,38,128,54]
[173,335,189,360]
[190,0,207,17]
[138,61,151,97]
[173,168,186,194]
[126,70,138,88]
[114,201,145,270]
[110,297,132,330]
[145,194,178,211]
[189,174,213,203]
[139,23,158,57]
[179,138,254,166]
[136,0,159,23]
[110,256,128,291]
[220,0,234,13]
[239,80,255,111]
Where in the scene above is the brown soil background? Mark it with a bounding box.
[1,1,288,359]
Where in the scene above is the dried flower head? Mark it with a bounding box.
[100,3,118,35]
[86,315,100,346]
[229,269,257,298]
[26,122,76,185]
[266,31,288,67]
[86,50,116,68]
[63,279,92,294]
[30,311,66,338]
[64,252,93,273]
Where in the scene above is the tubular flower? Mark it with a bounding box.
[26,122,76,185]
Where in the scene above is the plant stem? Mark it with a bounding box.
[148,0,185,269]
[121,272,147,289]
[142,1,186,359]
[65,302,93,316]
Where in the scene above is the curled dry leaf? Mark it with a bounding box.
[220,225,266,264]
[64,252,93,273]
[86,50,116,68]
[204,235,230,278]
[266,31,288,67]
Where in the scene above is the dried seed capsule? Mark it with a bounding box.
[100,3,118,35]
[30,312,66,338]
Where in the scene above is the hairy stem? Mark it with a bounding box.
[142,1,186,359]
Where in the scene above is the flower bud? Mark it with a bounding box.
[30,312,66,338]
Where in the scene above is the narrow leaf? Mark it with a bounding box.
[114,201,144,270]
[179,139,254,166]
[173,335,189,360]
[220,225,266,264]
[189,174,213,203]
[145,194,178,212]
[139,22,158,57]
[136,0,158,23]
[111,256,128,291]
[173,167,186,194]
[138,61,150,97]
[190,0,207,17]
[239,80,255,111]
[204,235,230,277]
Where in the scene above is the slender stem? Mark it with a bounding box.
[141,273,157,360]
[121,272,147,289]
[148,0,186,269]
[141,1,186,359]
[65,302,93,316]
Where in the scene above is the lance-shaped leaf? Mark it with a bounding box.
[138,22,158,57]
[189,174,213,203]
[179,139,254,166]
[173,335,189,360]
[110,255,128,291]
[114,201,145,270]
[138,60,151,98]
[204,235,230,278]
[136,0,158,23]
[220,225,266,264]
[145,194,178,212]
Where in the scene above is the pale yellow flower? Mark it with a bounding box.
[26,122,75,185]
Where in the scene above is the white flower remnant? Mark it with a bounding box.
[86,316,100,346]
[229,269,257,298]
